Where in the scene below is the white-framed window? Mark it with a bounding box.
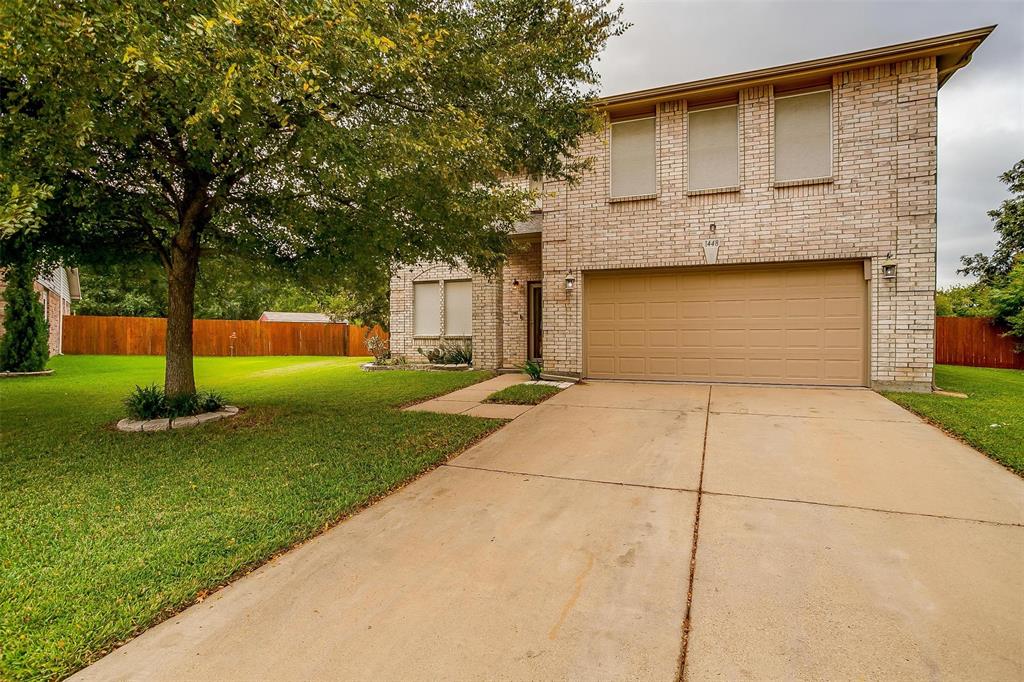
[687,103,739,191]
[609,116,656,198]
[444,280,473,336]
[413,281,440,336]
[774,89,832,182]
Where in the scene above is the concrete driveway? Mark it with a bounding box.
[75,383,1024,681]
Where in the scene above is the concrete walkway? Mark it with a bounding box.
[74,383,1023,681]
[403,373,576,419]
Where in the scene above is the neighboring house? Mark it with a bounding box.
[0,266,82,356]
[389,27,992,392]
[259,311,336,323]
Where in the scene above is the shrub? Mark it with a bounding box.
[124,384,168,420]
[124,386,228,420]
[519,360,543,381]
[365,330,390,364]
[0,263,50,372]
[197,391,227,413]
[417,340,472,365]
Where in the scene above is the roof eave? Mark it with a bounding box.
[598,25,995,114]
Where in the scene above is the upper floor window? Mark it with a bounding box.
[444,280,473,336]
[413,281,440,336]
[774,89,832,182]
[609,116,656,198]
[687,104,739,191]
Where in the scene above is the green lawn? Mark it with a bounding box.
[0,355,499,681]
[884,364,1024,474]
[484,383,562,405]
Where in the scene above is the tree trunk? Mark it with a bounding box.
[164,231,201,398]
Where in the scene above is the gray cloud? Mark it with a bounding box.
[596,0,1024,286]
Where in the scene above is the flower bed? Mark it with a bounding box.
[117,406,240,432]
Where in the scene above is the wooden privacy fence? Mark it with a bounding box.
[62,315,387,357]
[935,317,1023,370]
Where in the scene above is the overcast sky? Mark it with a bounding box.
[596,0,1023,286]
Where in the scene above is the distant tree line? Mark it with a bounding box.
[939,159,1023,341]
[74,256,390,328]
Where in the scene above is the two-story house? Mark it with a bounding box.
[389,27,992,392]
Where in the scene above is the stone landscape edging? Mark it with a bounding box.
[0,369,55,378]
[361,362,473,372]
[117,405,240,432]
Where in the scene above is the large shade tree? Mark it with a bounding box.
[1,0,622,396]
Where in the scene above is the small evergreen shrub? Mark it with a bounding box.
[124,384,168,420]
[124,385,228,420]
[198,391,227,413]
[0,263,50,372]
[519,360,543,381]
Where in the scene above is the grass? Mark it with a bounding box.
[0,355,500,681]
[883,364,1024,474]
[484,383,562,405]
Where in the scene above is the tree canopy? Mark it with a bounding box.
[1,0,623,394]
[959,159,1024,285]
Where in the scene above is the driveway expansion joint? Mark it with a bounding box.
[677,385,712,682]
[709,409,916,423]
[444,463,697,493]
[701,490,1023,528]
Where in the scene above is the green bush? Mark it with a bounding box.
[124,385,167,420]
[0,263,50,373]
[124,385,228,420]
[417,340,472,364]
[519,360,543,380]
[198,391,227,413]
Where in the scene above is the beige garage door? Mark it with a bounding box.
[585,262,868,386]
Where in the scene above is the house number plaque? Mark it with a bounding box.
[702,239,720,265]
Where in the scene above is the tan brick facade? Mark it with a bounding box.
[390,55,946,391]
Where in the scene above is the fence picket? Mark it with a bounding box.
[61,316,387,357]
[934,317,1023,369]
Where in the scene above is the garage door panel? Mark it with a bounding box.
[617,278,648,295]
[824,328,863,349]
[825,297,863,316]
[585,262,867,386]
[649,330,678,347]
[648,357,679,376]
[786,329,823,348]
[618,302,645,320]
[713,329,753,348]
[825,359,863,380]
[618,357,646,374]
[588,302,616,321]
[649,301,677,319]
[786,298,824,318]
[588,330,615,348]
[617,330,645,347]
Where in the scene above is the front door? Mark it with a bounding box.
[527,282,542,362]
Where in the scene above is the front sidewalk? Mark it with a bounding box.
[403,373,572,419]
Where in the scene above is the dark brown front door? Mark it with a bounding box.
[528,282,542,361]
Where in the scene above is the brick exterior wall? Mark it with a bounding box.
[390,57,939,391]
